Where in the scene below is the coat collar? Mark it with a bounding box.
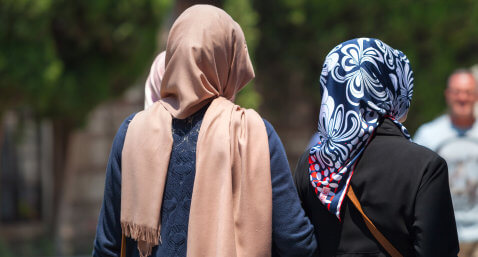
[375,118,406,137]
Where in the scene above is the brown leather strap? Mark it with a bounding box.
[347,186,403,257]
[121,233,126,257]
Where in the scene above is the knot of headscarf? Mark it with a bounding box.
[309,38,414,218]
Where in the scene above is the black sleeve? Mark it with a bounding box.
[412,155,459,257]
[293,150,311,205]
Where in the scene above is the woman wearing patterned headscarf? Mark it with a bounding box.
[93,5,317,257]
[294,38,459,256]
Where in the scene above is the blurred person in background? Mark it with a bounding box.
[93,5,317,257]
[294,38,459,256]
[471,65,478,119]
[414,69,478,257]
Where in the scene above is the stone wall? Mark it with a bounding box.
[56,84,143,255]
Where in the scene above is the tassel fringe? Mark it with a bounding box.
[121,222,161,257]
[121,222,161,244]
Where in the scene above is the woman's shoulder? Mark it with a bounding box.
[260,119,284,150]
[261,118,274,136]
[111,113,138,155]
[403,138,448,175]
[374,127,442,161]
[368,132,448,184]
[116,113,137,137]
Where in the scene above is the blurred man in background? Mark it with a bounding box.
[414,69,478,257]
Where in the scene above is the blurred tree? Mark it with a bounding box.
[224,0,261,109]
[0,0,172,225]
[252,0,478,164]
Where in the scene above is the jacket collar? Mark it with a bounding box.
[375,118,406,137]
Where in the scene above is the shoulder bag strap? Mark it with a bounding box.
[121,233,126,257]
[347,186,403,257]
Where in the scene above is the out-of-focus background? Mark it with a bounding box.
[1,0,478,256]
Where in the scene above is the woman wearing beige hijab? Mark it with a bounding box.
[93,5,316,257]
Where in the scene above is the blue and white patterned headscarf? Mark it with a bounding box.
[309,38,414,219]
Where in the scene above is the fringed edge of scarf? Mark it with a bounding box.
[121,222,161,257]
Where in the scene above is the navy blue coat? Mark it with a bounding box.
[93,107,317,257]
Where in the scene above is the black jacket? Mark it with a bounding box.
[294,119,459,257]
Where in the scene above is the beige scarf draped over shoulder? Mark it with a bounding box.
[121,5,272,257]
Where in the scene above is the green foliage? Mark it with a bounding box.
[253,0,478,133]
[0,239,14,257]
[224,0,261,109]
[0,0,173,126]
[0,236,54,257]
[3,0,477,131]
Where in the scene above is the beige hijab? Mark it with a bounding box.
[121,5,272,257]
